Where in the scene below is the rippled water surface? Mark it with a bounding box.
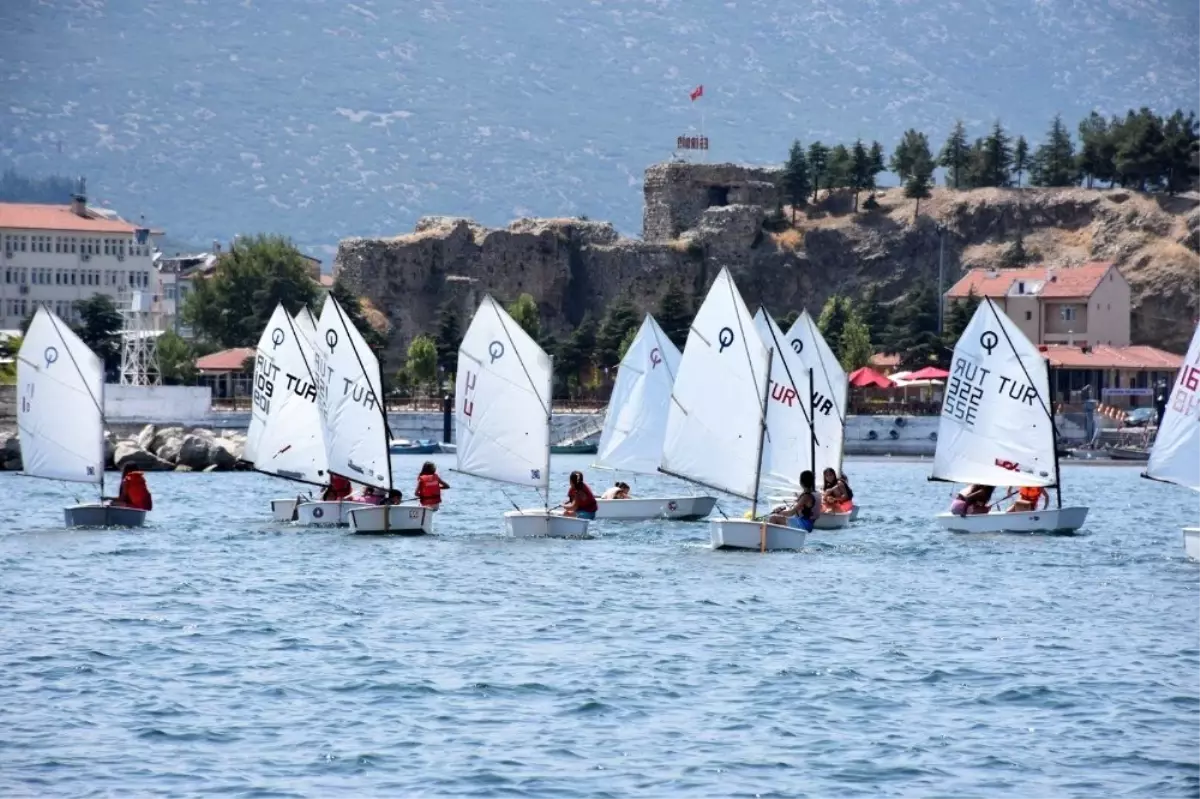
[2,456,1197,798]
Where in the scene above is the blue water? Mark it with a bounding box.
[1,456,1197,797]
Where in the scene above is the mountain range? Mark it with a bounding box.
[0,0,1196,256]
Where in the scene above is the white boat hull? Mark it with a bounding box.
[271,497,302,521]
[349,505,434,535]
[64,503,147,528]
[813,511,852,530]
[710,518,808,551]
[1184,528,1200,561]
[293,500,370,527]
[935,507,1089,534]
[849,505,860,522]
[503,510,591,538]
[594,495,716,521]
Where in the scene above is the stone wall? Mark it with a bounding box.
[642,161,782,242]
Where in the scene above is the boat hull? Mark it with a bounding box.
[1184,528,1200,561]
[271,497,303,522]
[293,500,370,527]
[388,440,440,455]
[550,442,598,455]
[813,511,852,530]
[710,518,808,551]
[349,505,434,535]
[594,495,716,521]
[503,510,591,538]
[65,503,147,528]
[935,507,1089,534]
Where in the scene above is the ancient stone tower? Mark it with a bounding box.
[641,162,782,242]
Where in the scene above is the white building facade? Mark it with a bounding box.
[0,196,158,332]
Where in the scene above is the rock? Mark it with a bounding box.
[203,464,219,472]
[113,442,172,471]
[134,424,157,451]
[2,436,21,471]
[176,434,214,470]
[187,427,216,441]
[150,426,185,453]
[174,464,193,472]
[210,437,239,469]
[155,435,185,464]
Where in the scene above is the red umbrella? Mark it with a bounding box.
[909,365,950,381]
[848,366,895,389]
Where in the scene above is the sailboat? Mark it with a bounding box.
[751,307,850,530]
[455,295,588,538]
[1142,322,1199,560]
[17,306,145,527]
[661,267,807,551]
[931,298,1088,533]
[243,304,331,521]
[783,310,857,525]
[591,315,717,521]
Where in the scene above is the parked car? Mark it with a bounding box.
[1124,408,1157,427]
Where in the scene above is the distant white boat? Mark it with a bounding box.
[456,295,588,538]
[18,307,145,528]
[931,298,1088,534]
[592,315,715,521]
[1143,323,1199,560]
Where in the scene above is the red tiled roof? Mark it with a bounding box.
[869,353,900,370]
[319,274,334,287]
[196,347,256,372]
[0,203,144,233]
[1041,344,1184,370]
[946,262,1115,299]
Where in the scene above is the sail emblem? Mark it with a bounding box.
[43,346,58,368]
[717,327,734,352]
[270,328,285,349]
[649,347,662,368]
[325,329,338,352]
[979,330,999,355]
[530,468,540,480]
[488,341,505,363]
[789,338,803,354]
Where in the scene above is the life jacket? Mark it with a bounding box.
[323,475,352,501]
[416,473,442,506]
[1019,486,1043,503]
[571,483,598,513]
[120,471,152,511]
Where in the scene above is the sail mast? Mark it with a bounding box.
[544,356,554,511]
[749,348,775,519]
[809,366,816,481]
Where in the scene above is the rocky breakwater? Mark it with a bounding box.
[0,424,248,473]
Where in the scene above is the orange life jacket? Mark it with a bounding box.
[416,473,442,506]
[119,471,153,511]
[1019,486,1043,503]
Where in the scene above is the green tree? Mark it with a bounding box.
[942,288,981,348]
[855,285,892,348]
[0,334,21,384]
[887,281,943,368]
[405,334,438,391]
[556,315,596,383]
[868,141,887,185]
[1012,135,1030,187]
[1160,109,1200,194]
[506,293,541,340]
[73,294,123,377]
[1113,108,1165,191]
[330,279,389,355]
[656,280,693,349]
[939,120,971,189]
[850,138,871,211]
[156,330,198,385]
[890,129,930,184]
[807,141,829,201]
[617,326,639,361]
[1030,114,1077,187]
[779,309,800,331]
[434,300,461,372]
[1076,111,1113,188]
[980,121,1013,187]
[181,234,319,348]
[827,144,852,190]
[781,140,810,223]
[838,309,874,372]
[595,295,638,369]
[817,295,851,357]
[901,133,935,220]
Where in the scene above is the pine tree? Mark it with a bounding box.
[855,285,892,349]
[1030,114,1077,187]
[506,293,541,339]
[901,132,935,220]
[1076,111,1111,188]
[939,120,970,189]
[781,140,810,223]
[850,138,870,211]
[942,288,981,350]
[807,142,829,201]
[1160,109,1200,194]
[656,280,693,349]
[889,129,921,183]
[980,121,1013,187]
[434,300,461,372]
[1114,108,1165,191]
[1012,135,1030,187]
[827,145,852,190]
[817,295,851,356]
[779,309,800,331]
[594,295,638,368]
[556,315,596,384]
[868,141,887,185]
[963,138,988,188]
[887,282,943,369]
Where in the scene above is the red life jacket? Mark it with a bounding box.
[570,483,598,513]
[416,473,442,506]
[324,475,352,501]
[120,471,153,511]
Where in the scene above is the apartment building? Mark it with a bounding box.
[0,191,159,331]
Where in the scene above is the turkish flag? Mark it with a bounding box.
[689,84,703,101]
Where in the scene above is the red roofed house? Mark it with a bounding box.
[946,263,1184,407]
[0,182,162,333]
[196,347,256,401]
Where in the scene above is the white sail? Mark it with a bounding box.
[932,298,1056,487]
[661,268,771,500]
[594,315,681,474]
[1146,323,1200,492]
[752,308,815,492]
[17,307,105,484]
[245,304,329,485]
[455,295,552,489]
[784,310,848,474]
[313,294,391,490]
[293,306,318,346]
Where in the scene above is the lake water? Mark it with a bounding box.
[1,456,1197,798]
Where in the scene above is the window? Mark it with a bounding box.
[1025,310,1032,321]
[1016,281,1026,294]
[1060,306,1077,322]
[70,270,77,285]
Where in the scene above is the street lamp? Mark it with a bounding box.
[936,222,946,334]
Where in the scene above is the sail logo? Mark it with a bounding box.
[462,371,478,418]
[717,327,735,352]
[649,348,662,369]
[770,379,833,415]
[86,466,95,476]
[1171,365,1200,416]
[530,468,541,480]
[944,357,988,426]
[284,373,317,402]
